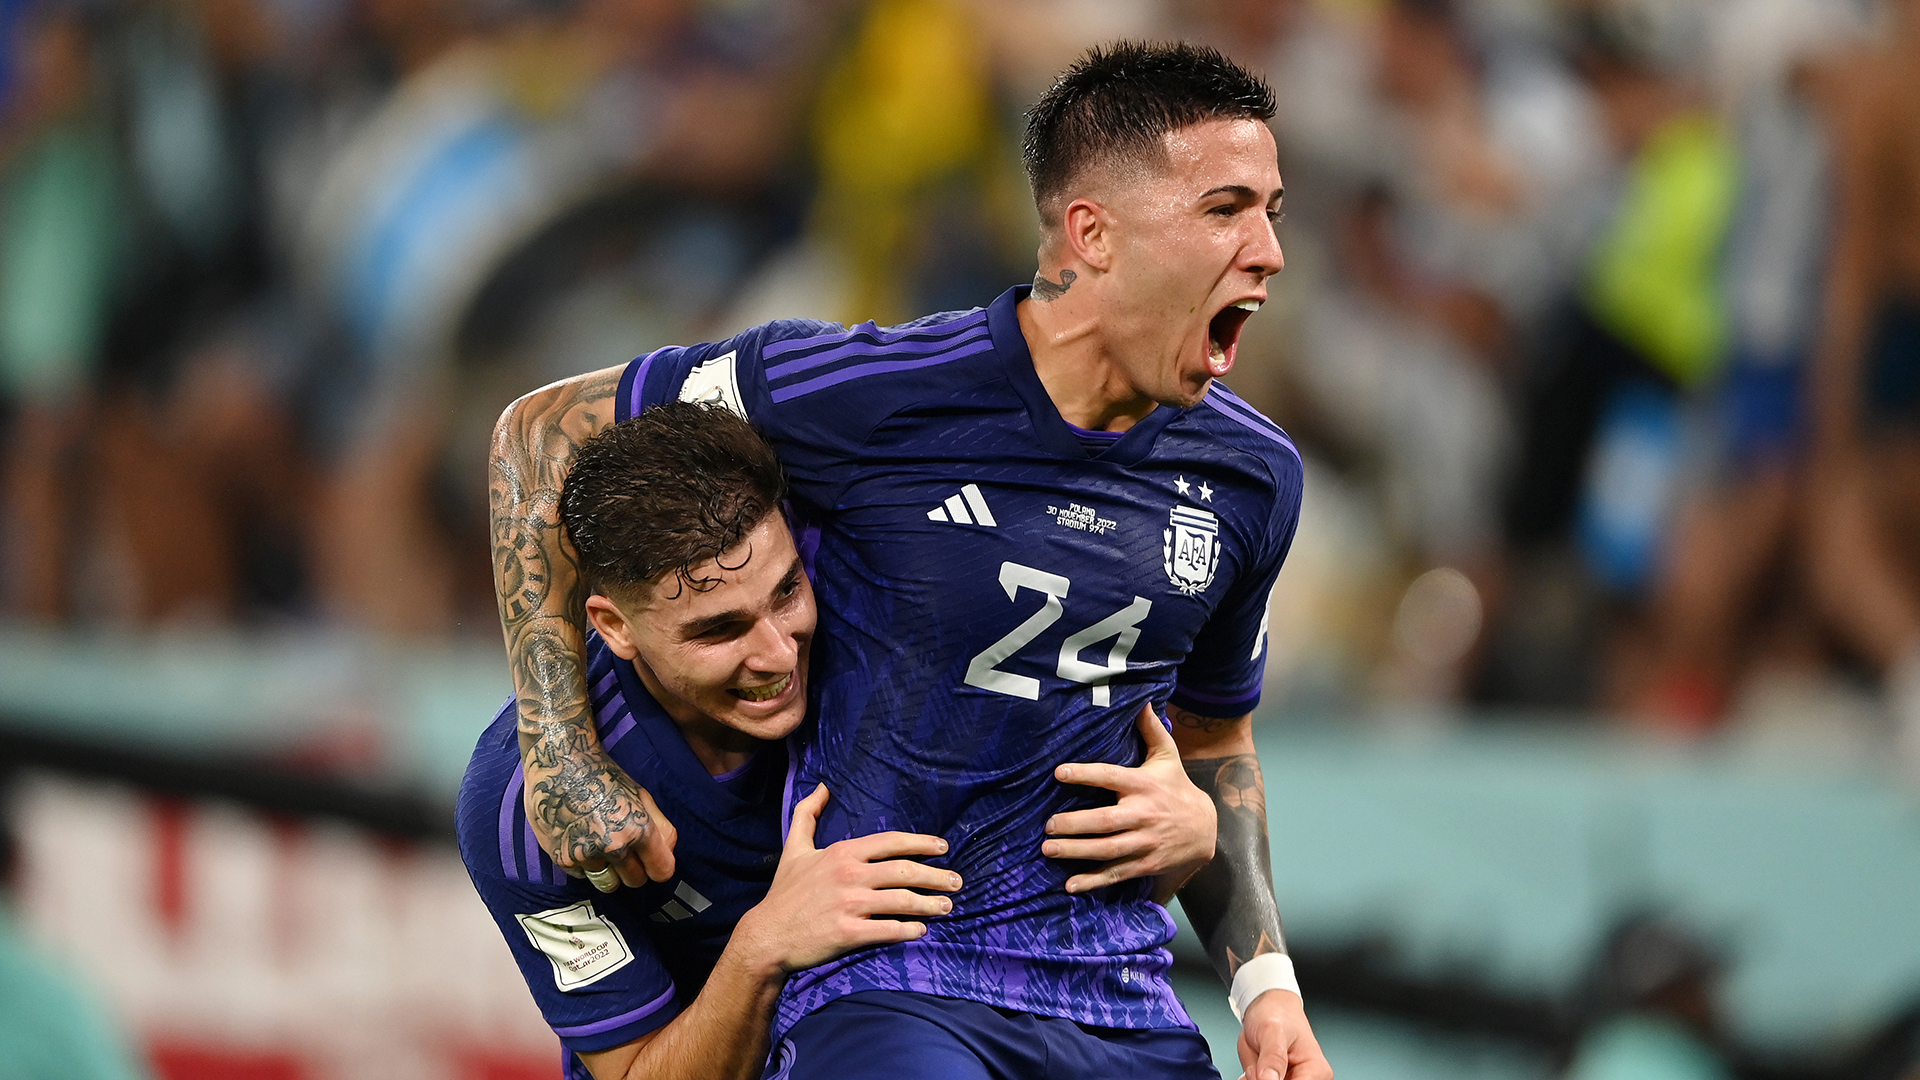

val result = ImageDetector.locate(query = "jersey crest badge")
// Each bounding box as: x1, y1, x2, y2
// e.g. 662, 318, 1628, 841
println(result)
678, 350, 746, 417
1164, 505, 1221, 595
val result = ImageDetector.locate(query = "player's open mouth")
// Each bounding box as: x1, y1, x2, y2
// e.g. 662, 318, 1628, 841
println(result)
1207, 299, 1261, 376
729, 673, 792, 703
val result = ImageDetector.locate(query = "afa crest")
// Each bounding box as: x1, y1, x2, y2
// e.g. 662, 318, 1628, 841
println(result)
1163, 505, 1221, 595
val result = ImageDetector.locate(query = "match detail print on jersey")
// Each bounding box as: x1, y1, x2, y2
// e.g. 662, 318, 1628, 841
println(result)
517, 901, 636, 990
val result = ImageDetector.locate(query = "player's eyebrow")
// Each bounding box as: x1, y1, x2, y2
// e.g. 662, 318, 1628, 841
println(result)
1199, 184, 1285, 204
676, 558, 804, 639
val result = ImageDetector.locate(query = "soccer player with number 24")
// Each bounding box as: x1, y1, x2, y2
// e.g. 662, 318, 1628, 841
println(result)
491, 41, 1331, 1080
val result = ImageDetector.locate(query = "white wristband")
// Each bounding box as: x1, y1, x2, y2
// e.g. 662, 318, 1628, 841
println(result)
1228, 953, 1300, 1021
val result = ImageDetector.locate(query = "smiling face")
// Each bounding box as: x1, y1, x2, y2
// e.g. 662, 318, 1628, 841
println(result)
1093, 118, 1285, 408
586, 513, 815, 746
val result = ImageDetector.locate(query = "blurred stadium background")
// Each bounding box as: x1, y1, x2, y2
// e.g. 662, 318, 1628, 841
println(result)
1, 0, 1918, 1076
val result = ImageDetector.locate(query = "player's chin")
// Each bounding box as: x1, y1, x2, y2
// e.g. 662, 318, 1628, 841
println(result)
1156, 370, 1214, 410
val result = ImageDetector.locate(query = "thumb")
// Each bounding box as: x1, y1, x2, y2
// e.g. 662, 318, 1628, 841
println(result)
785, 784, 829, 853
1137, 702, 1178, 759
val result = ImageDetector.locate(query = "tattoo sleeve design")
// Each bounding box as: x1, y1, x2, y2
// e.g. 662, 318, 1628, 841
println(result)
1032, 268, 1076, 301
490, 366, 653, 867
1177, 743, 1287, 984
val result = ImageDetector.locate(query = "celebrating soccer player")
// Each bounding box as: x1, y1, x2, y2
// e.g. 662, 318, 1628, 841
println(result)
464, 402, 1216, 1079
490, 41, 1331, 1080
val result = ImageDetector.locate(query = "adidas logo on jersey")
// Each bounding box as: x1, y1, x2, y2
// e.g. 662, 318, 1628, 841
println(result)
647, 881, 714, 924
926, 484, 998, 527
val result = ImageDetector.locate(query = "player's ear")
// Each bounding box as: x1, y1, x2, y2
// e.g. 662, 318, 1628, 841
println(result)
585, 593, 641, 661
1060, 197, 1113, 273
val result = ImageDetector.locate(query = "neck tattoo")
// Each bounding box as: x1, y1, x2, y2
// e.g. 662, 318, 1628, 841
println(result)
1033, 268, 1076, 302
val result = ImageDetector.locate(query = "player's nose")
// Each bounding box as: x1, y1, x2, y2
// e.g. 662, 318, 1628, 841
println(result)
743, 615, 801, 670
1243, 218, 1283, 280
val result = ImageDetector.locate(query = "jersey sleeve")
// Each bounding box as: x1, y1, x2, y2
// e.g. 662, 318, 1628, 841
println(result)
612, 317, 937, 512
465, 862, 681, 1056
1168, 452, 1304, 718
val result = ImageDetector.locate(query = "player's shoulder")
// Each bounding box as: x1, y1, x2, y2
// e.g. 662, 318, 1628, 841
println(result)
1184, 382, 1303, 492
627, 308, 998, 423
752, 306, 998, 409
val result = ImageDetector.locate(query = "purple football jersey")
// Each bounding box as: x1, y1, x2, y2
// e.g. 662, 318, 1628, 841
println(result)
617, 285, 1302, 1038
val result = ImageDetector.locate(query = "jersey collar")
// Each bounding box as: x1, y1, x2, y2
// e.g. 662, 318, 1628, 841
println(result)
987, 284, 1181, 467
608, 653, 781, 825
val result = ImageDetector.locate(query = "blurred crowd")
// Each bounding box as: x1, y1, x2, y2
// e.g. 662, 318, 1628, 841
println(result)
1, 0, 1918, 751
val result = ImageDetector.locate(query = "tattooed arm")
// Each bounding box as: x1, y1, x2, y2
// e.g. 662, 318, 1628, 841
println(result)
1170, 705, 1331, 1080
491, 365, 676, 888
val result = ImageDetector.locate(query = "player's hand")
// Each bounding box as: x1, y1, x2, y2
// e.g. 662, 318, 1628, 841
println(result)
1238, 989, 1332, 1080
732, 784, 961, 977
523, 745, 678, 891
1044, 703, 1217, 898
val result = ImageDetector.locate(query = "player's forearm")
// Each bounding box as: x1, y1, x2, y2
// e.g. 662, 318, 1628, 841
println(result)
490, 366, 635, 855
583, 943, 786, 1080
1168, 707, 1287, 986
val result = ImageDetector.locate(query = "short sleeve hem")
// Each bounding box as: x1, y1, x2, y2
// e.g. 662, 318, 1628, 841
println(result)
1169, 680, 1262, 719
554, 985, 681, 1055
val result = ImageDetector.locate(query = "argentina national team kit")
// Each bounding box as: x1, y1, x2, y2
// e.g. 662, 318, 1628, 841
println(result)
616, 285, 1304, 1066
457, 639, 787, 1080
459, 284, 1302, 1079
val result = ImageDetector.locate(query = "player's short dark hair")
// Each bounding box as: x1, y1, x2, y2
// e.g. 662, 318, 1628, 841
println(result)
560, 401, 787, 600
1022, 41, 1276, 226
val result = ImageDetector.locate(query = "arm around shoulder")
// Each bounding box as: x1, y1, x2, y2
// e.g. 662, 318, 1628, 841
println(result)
491, 364, 675, 887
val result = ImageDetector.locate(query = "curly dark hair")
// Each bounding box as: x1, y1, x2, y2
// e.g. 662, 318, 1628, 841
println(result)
1022, 41, 1276, 227
560, 401, 787, 600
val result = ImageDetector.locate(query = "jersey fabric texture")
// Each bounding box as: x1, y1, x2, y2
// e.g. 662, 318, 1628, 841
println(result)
617, 284, 1304, 1040
766, 990, 1221, 1080
456, 634, 786, 1077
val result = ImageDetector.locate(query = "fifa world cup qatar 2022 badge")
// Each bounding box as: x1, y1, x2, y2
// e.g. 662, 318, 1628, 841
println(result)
1164, 505, 1222, 595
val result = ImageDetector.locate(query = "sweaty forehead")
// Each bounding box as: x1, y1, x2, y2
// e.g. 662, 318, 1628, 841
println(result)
1157, 118, 1281, 191
645, 523, 798, 616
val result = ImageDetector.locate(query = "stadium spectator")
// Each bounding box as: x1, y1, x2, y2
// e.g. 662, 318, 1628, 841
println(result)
1800, 0, 1920, 779
1629, 0, 1858, 730
0, 6, 120, 620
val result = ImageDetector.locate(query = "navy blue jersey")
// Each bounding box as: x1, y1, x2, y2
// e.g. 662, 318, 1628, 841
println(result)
617, 285, 1304, 1038
456, 634, 787, 1075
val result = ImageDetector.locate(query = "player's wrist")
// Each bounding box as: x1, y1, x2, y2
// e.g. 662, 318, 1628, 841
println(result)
1230, 952, 1301, 1021
717, 908, 793, 985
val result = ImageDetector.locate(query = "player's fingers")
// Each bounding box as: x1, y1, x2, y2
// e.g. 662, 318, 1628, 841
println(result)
855, 888, 955, 918
1052, 760, 1142, 793
838, 918, 929, 947
636, 788, 677, 883
1136, 702, 1179, 758
1063, 858, 1153, 894
847, 859, 963, 893
1045, 804, 1142, 837
1253, 1032, 1292, 1080
1292, 1055, 1333, 1080
578, 859, 618, 892
1043, 834, 1148, 864
785, 784, 830, 854
839, 830, 950, 862
610, 848, 651, 889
